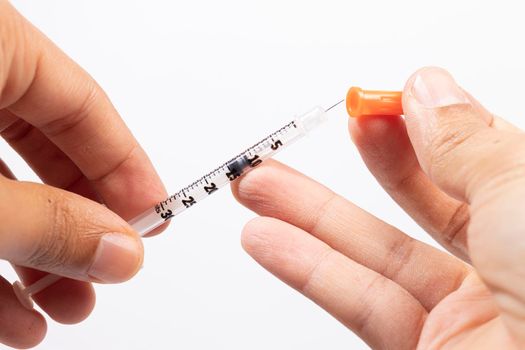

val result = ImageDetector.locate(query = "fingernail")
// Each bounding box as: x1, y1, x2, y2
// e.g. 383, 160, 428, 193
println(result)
88, 233, 143, 283
410, 68, 470, 108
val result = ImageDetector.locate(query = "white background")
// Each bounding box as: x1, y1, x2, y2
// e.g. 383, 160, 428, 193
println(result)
1, 1, 524, 349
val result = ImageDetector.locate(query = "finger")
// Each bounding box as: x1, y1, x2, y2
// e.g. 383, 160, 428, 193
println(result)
0, 177, 143, 284
402, 66, 525, 342
0, 160, 97, 323
0, 275, 46, 349
0, 108, 18, 131
242, 216, 427, 349
0, 1, 167, 227
401, 66, 523, 201
0, 157, 16, 179
348, 115, 470, 260
1, 114, 100, 200
492, 115, 523, 133
14, 266, 95, 324
232, 160, 469, 310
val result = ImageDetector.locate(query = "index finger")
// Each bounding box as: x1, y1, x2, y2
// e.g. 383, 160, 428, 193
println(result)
0, 1, 167, 224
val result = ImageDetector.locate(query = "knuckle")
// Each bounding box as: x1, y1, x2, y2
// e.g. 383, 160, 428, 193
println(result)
354, 274, 386, 334
382, 234, 416, 282
428, 119, 477, 177
0, 118, 32, 143
441, 202, 470, 249
301, 248, 336, 294
305, 191, 340, 234
39, 79, 100, 137
422, 103, 473, 152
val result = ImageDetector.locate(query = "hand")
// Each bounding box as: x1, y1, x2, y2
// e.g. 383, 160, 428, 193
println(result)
0, 2, 167, 348
232, 67, 525, 349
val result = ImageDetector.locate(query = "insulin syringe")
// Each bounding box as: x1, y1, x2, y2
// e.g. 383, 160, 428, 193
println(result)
12, 101, 344, 309
128, 102, 343, 234
13, 87, 404, 310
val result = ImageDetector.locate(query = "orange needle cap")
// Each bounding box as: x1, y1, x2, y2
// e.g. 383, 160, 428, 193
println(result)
346, 87, 403, 118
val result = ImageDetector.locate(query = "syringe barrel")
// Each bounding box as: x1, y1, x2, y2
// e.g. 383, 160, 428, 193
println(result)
128, 106, 327, 236
12, 105, 334, 309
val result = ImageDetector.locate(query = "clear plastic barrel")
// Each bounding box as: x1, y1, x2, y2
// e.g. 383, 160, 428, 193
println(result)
129, 106, 327, 235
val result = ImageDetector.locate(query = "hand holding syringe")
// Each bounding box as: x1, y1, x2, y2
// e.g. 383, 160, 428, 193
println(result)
13, 88, 403, 309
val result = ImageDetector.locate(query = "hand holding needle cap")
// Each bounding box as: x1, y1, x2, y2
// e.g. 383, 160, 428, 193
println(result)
12, 87, 404, 310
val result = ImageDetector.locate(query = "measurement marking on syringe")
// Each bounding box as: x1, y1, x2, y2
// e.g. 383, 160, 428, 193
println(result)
17, 103, 347, 304
147, 106, 330, 226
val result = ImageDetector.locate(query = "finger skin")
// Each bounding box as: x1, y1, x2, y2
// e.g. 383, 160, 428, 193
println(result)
0, 156, 97, 324
347, 90, 525, 262
0, 276, 46, 349
14, 266, 96, 324
0, 177, 143, 283
402, 67, 525, 342
0, 0, 166, 336
0, 1, 166, 345
348, 115, 469, 260
1, 116, 100, 200
417, 273, 501, 349
242, 216, 427, 350
402, 67, 512, 201
0, 157, 16, 179
232, 160, 469, 311
0, 0, 168, 228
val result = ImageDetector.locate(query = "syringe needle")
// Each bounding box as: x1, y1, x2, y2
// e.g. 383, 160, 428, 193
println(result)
325, 99, 344, 112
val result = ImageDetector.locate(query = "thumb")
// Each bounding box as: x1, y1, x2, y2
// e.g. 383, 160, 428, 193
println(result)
402, 66, 525, 202
403, 67, 525, 342
0, 177, 143, 283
